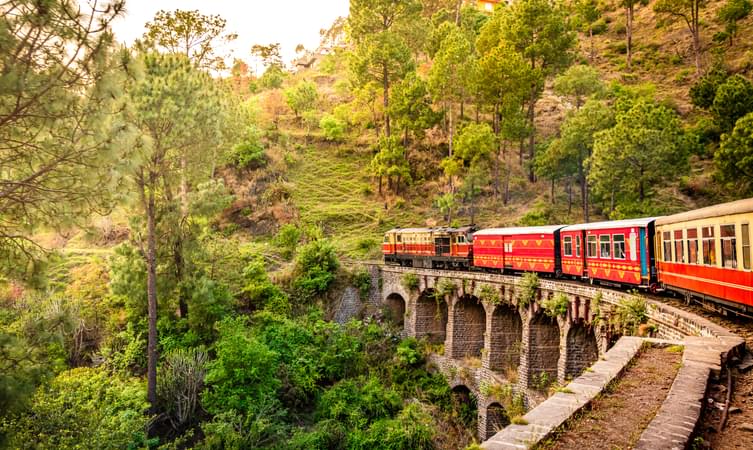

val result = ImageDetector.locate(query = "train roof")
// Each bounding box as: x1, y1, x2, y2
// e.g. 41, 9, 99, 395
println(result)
655, 198, 753, 226
385, 226, 475, 234
473, 225, 565, 236
561, 217, 658, 231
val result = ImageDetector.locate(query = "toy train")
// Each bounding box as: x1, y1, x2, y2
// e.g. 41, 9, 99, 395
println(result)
382, 198, 753, 316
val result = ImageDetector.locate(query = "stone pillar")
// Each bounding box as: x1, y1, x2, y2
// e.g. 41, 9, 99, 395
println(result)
520, 307, 562, 390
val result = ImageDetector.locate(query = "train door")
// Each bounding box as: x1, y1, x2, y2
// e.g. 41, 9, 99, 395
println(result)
639, 228, 648, 278
435, 235, 450, 256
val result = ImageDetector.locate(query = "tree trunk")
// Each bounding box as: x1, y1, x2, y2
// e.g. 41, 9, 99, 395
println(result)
378, 175, 383, 196
692, 25, 701, 73
626, 5, 633, 71
460, 100, 464, 119
578, 163, 589, 223
383, 64, 391, 137
589, 26, 595, 63
504, 144, 511, 206
527, 87, 537, 182
177, 156, 188, 318
551, 178, 555, 203
567, 179, 572, 215
143, 177, 159, 410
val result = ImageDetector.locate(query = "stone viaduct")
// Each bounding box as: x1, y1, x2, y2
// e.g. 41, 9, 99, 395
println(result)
372, 265, 667, 442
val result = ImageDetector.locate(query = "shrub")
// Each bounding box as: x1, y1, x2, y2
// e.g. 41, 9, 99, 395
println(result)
186, 277, 235, 341
241, 257, 290, 314
273, 224, 302, 259
316, 377, 402, 428
433, 278, 456, 300
542, 292, 569, 317
157, 347, 208, 430
320, 114, 345, 142
477, 284, 501, 305
292, 240, 339, 302
612, 293, 649, 335
1, 368, 152, 449
401, 273, 419, 291
352, 268, 372, 299
202, 317, 281, 416
518, 272, 539, 308
231, 125, 266, 169
349, 402, 435, 450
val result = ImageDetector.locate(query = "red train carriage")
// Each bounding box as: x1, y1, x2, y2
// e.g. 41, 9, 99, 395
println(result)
655, 199, 753, 313
472, 225, 564, 274
383, 226, 474, 269
562, 218, 657, 288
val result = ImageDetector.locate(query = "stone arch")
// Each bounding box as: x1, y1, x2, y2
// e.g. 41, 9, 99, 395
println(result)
449, 294, 486, 359
451, 384, 478, 428
483, 402, 510, 440
527, 311, 561, 389
486, 303, 523, 373
384, 293, 406, 328
565, 320, 599, 379
415, 289, 448, 344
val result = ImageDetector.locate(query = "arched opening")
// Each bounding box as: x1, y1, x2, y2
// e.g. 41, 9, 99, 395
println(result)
484, 402, 510, 439
527, 312, 561, 390
451, 385, 478, 429
384, 293, 406, 328
486, 303, 522, 373
415, 289, 448, 344
565, 320, 599, 379
450, 295, 486, 359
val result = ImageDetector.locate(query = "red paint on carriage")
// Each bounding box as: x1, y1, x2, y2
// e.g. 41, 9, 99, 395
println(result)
473, 226, 563, 274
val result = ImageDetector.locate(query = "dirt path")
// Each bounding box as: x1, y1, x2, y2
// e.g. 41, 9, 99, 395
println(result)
541, 346, 681, 450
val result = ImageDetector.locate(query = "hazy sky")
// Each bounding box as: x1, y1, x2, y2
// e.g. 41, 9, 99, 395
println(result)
106, 0, 349, 71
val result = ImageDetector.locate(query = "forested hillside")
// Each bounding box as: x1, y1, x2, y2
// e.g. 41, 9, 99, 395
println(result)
1, 0, 752, 449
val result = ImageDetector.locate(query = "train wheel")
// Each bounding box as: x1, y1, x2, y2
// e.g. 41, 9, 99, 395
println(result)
649, 283, 658, 295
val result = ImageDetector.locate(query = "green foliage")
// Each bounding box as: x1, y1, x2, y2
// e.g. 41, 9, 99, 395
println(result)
612, 293, 649, 335
554, 65, 605, 108
590, 95, 691, 215
157, 347, 208, 430
185, 277, 235, 341
370, 136, 412, 195
241, 257, 290, 314
711, 74, 753, 132
347, 402, 436, 450
352, 268, 372, 299
259, 64, 286, 90
316, 376, 402, 428
434, 192, 458, 224
401, 273, 420, 291
455, 123, 497, 164
202, 317, 281, 416
717, 0, 752, 44
2, 368, 151, 450
320, 114, 346, 141
292, 240, 340, 302
285, 80, 319, 118
389, 71, 440, 140
717, 111, 753, 192
518, 272, 539, 308
273, 224, 303, 259
433, 278, 457, 299
689, 66, 728, 110
519, 200, 557, 226
542, 293, 569, 317
477, 284, 501, 305
231, 125, 266, 169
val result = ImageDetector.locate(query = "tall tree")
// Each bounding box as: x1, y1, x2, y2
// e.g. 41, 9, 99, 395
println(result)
717, 111, 753, 194
717, 0, 752, 46
497, 0, 575, 181
428, 24, 473, 165
475, 42, 533, 199
654, 0, 707, 72
120, 52, 228, 408
388, 71, 439, 148
575, 0, 602, 62
349, 0, 422, 137
553, 64, 605, 110
622, 0, 649, 71
541, 99, 614, 221
143, 9, 237, 71
591, 97, 689, 216
0, 0, 125, 279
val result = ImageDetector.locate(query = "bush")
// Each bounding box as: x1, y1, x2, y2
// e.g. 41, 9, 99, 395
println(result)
157, 347, 208, 430
1, 368, 152, 449
612, 293, 648, 335
241, 257, 290, 314
316, 376, 402, 427
352, 268, 372, 299
273, 224, 302, 259
292, 240, 339, 302
401, 273, 419, 291
231, 125, 266, 169
518, 272, 539, 308
320, 114, 345, 141
185, 276, 235, 341
542, 292, 569, 317
202, 317, 281, 416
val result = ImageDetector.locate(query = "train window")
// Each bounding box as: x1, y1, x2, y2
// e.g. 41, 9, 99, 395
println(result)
576, 236, 581, 257
587, 235, 597, 257
613, 234, 626, 259
662, 232, 672, 262
743, 224, 751, 270
397, 235, 402, 243
702, 226, 716, 266
687, 228, 699, 264
600, 235, 611, 258
563, 236, 573, 256
673, 230, 684, 263
721, 225, 737, 269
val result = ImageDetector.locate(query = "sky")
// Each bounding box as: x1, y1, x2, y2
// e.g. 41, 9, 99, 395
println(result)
104, 0, 349, 73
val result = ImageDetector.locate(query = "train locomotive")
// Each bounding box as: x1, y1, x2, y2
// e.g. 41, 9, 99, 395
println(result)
383, 198, 753, 316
